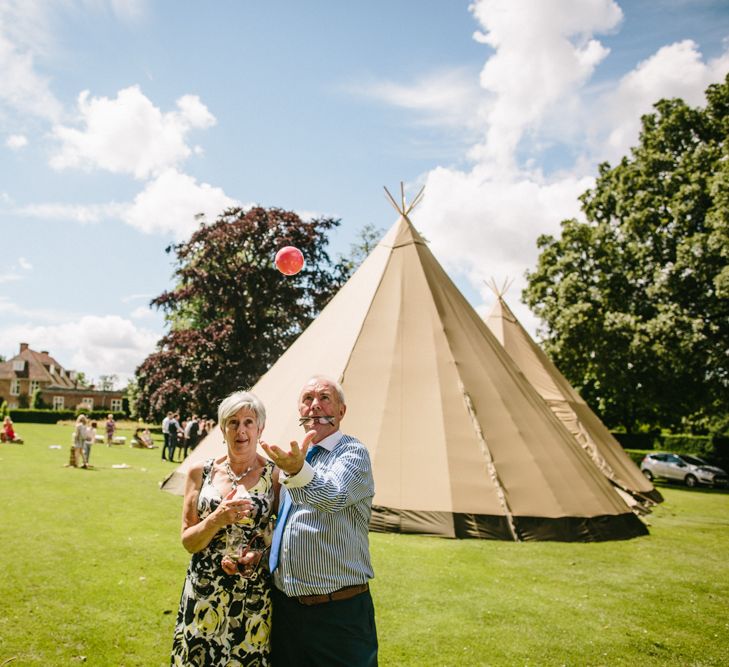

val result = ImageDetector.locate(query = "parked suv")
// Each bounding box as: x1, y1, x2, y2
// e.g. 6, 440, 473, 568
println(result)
640, 452, 728, 488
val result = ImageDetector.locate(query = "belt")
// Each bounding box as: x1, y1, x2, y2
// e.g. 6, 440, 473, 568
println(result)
294, 583, 369, 606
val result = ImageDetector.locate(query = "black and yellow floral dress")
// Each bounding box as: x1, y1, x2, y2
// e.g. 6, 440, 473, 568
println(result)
171, 459, 275, 666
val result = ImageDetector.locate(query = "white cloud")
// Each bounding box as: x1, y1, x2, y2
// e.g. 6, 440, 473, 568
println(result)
467, 0, 623, 171
121, 293, 154, 304
121, 168, 238, 238
50, 86, 216, 179
0, 32, 63, 122
106, 0, 147, 22
353, 67, 488, 130
6, 134, 28, 149
0, 295, 75, 323
0, 256, 34, 283
0, 272, 22, 284
593, 39, 729, 163
14, 168, 237, 238
0, 314, 160, 384
16, 201, 125, 224
130, 305, 157, 320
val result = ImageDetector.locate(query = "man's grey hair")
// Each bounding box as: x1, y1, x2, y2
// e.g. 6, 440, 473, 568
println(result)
218, 390, 266, 430
301, 375, 346, 405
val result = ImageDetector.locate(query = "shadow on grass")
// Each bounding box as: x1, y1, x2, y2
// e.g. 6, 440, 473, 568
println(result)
652, 480, 729, 495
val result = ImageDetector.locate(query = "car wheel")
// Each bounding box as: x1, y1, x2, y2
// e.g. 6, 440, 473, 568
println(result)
685, 474, 698, 488
642, 469, 654, 481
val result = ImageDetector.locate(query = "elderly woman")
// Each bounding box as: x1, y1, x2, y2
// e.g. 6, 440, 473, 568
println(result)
67, 414, 87, 466
171, 391, 280, 666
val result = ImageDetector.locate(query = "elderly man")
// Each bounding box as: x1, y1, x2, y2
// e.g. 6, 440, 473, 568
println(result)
262, 375, 378, 667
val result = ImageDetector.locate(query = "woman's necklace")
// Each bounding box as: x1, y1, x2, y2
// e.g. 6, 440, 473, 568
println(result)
224, 458, 253, 486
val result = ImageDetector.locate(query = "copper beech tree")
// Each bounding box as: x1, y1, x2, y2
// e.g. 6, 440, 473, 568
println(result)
134, 206, 349, 421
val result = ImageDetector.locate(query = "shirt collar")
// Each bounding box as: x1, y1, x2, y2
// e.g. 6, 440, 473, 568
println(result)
314, 430, 342, 453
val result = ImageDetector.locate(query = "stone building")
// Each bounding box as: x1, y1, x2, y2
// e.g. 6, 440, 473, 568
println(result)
0, 342, 125, 411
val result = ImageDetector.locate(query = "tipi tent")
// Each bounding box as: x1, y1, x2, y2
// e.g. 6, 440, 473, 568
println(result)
484, 292, 663, 506
163, 191, 647, 542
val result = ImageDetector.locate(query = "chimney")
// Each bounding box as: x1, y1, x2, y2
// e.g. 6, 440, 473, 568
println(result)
20, 343, 29, 352
41, 350, 49, 355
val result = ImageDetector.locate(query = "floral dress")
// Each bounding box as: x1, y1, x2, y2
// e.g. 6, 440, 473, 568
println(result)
171, 459, 276, 666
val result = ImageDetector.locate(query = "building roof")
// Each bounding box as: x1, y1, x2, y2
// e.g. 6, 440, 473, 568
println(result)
0, 342, 77, 388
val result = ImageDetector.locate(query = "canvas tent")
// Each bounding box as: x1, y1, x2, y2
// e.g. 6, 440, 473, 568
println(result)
484, 293, 663, 506
163, 195, 647, 542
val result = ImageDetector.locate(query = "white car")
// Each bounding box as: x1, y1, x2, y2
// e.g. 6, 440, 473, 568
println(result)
640, 452, 728, 488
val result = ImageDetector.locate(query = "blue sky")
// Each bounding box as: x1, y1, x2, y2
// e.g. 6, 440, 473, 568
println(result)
1, 0, 728, 386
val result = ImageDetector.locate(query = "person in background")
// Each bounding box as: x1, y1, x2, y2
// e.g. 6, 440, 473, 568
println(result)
183, 414, 200, 459
82, 420, 97, 468
132, 427, 156, 448
197, 416, 209, 444
69, 414, 87, 467
162, 411, 173, 460
1, 416, 23, 444
171, 390, 280, 666
105, 414, 116, 446
262, 375, 378, 667
168, 412, 182, 462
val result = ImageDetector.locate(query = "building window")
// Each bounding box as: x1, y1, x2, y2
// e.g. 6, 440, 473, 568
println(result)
29, 380, 40, 393
9, 402, 18, 409
81, 397, 94, 409
10, 379, 21, 396
110, 398, 123, 412
12, 360, 25, 372
53, 396, 65, 410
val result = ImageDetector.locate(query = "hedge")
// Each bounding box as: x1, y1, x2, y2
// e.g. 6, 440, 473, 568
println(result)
8, 409, 128, 424
612, 432, 729, 467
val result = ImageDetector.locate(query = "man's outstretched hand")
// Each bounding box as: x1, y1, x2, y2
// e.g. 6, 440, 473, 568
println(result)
261, 429, 317, 475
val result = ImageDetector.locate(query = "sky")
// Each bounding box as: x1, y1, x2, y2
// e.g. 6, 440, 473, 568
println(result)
1, 0, 728, 387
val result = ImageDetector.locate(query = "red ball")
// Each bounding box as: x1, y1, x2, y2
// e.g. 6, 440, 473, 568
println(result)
275, 246, 305, 276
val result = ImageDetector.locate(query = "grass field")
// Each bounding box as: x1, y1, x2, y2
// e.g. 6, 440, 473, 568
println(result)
1, 422, 728, 666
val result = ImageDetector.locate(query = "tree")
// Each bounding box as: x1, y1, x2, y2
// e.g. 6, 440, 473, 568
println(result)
524, 75, 729, 433
30, 388, 46, 409
135, 206, 350, 421
339, 223, 386, 274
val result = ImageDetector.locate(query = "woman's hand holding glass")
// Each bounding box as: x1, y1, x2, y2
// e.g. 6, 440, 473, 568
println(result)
210, 487, 253, 529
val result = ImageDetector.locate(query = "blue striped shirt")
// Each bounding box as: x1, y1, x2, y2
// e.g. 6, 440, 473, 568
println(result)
273, 431, 375, 597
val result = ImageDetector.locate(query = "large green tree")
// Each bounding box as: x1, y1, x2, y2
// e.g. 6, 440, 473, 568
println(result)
135, 206, 349, 421
524, 75, 729, 433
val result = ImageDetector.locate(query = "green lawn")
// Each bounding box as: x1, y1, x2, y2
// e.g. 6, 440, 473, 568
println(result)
1, 423, 728, 666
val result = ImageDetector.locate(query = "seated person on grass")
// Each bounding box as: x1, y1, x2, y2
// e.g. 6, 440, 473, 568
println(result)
1, 416, 23, 444
132, 427, 157, 448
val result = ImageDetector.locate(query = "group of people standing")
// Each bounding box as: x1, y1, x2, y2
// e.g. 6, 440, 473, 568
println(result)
171, 374, 378, 667
67, 413, 119, 468
69, 414, 97, 468
162, 413, 212, 463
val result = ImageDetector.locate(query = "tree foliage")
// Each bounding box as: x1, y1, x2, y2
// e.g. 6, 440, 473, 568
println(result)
134, 206, 349, 421
524, 75, 729, 433
339, 223, 386, 274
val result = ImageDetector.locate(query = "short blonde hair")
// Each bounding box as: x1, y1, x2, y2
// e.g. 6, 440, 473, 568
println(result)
217, 390, 266, 430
